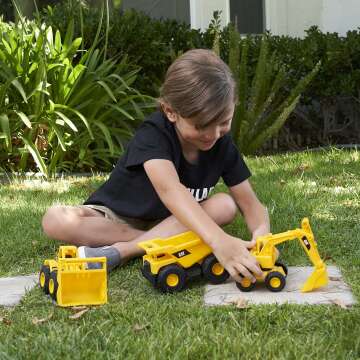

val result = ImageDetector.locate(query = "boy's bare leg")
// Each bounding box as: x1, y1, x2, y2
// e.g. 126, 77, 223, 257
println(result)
42, 205, 144, 247
111, 193, 238, 263
42, 192, 237, 261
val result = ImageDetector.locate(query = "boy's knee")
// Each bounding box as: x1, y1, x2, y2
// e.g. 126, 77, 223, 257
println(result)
42, 205, 78, 239
203, 193, 237, 225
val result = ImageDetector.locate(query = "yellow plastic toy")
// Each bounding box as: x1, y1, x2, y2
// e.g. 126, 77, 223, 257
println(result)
138, 231, 229, 293
39, 246, 107, 307
138, 218, 328, 293
236, 217, 328, 292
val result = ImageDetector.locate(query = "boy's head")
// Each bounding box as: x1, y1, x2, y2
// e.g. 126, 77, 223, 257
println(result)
159, 49, 237, 151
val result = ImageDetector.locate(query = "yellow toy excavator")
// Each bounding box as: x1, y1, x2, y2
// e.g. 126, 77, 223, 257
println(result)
236, 217, 329, 292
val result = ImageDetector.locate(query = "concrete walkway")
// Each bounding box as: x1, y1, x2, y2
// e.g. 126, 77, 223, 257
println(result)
0, 274, 38, 306
204, 266, 357, 307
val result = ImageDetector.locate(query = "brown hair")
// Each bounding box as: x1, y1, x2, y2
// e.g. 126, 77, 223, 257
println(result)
159, 49, 237, 128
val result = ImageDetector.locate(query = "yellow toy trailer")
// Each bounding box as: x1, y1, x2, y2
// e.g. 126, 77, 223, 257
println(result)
39, 246, 107, 307
138, 231, 229, 293
236, 217, 329, 292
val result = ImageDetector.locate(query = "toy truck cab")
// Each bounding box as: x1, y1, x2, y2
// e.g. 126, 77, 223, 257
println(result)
138, 231, 229, 292
39, 246, 107, 307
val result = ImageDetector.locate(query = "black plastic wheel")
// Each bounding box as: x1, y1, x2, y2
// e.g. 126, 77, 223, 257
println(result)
265, 271, 286, 292
39, 265, 50, 294
275, 261, 288, 276
202, 254, 229, 284
157, 264, 187, 293
236, 277, 257, 292
48, 270, 58, 301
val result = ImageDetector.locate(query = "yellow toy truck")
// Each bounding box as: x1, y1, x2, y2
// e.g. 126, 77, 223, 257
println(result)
39, 246, 107, 307
138, 218, 328, 293
236, 217, 328, 292
138, 231, 229, 293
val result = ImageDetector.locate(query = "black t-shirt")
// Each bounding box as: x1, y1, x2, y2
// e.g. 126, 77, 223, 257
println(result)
84, 111, 251, 221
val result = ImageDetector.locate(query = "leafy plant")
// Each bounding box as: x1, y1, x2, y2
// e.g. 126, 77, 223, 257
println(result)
228, 26, 320, 154
0, 15, 153, 177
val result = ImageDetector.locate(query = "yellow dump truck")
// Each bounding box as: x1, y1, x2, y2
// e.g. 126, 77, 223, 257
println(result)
39, 246, 107, 307
138, 231, 229, 292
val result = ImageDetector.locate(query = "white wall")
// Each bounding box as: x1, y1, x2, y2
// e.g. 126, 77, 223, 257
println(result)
189, 0, 229, 31
321, 0, 360, 36
266, 0, 360, 38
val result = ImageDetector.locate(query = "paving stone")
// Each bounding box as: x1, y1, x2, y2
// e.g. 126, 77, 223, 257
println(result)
0, 274, 38, 306
204, 266, 357, 307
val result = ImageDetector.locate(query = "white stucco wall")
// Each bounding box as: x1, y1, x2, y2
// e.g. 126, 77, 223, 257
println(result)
321, 0, 360, 35
189, 0, 229, 31
266, 0, 360, 38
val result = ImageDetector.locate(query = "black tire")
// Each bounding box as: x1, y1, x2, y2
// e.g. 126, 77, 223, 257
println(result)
265, 271, 286, 292
157, 264, 187, 293
236, 277, 256, 292
39, 265, 50, 294
48, 270, 58, 301
275, 261, 288, 276
202, 254, 229, 284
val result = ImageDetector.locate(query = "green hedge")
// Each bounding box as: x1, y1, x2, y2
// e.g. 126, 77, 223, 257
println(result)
41, 4, 360, 149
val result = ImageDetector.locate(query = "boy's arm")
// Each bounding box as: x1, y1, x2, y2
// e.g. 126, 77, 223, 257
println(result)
229, 180, 270, 241
144, 159, 262, 283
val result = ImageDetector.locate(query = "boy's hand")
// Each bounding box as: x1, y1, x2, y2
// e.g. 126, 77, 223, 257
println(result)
211, 233, 263, 283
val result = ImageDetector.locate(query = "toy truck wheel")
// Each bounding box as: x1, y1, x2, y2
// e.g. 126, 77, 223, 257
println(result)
202, 254, 229, 284
39, 265, 50, 294
265, 271, 286, 292
275, 262, 288, 276
236, 277, 256, 292
48, 270, 58, 301
157, 264, 186, 293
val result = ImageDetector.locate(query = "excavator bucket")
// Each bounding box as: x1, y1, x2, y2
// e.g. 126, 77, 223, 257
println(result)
301, 265, 329, 292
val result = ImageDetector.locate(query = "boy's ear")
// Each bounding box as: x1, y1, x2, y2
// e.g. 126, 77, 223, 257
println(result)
161, 102, 178, 123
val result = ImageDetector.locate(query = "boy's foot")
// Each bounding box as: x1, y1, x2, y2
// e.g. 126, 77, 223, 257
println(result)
78, 246, 122, 272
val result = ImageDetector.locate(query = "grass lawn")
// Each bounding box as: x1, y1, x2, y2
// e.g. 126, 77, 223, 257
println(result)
0, 149, 359, 359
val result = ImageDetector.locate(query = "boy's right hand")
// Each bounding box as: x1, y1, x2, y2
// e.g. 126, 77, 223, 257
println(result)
210, 233, 262, 283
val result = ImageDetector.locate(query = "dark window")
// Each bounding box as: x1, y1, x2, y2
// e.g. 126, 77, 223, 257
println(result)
122, 0, 190, 25
230, 0, 264, 34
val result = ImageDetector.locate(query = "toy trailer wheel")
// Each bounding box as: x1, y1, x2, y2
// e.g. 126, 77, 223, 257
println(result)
157, 264, 186, 293
265, 271, 286, 292
39, 265, 50, 294
48, 270, 59, 301
202, 254, 229, 284
275, 261, 288, 276
236, 277, 256, 292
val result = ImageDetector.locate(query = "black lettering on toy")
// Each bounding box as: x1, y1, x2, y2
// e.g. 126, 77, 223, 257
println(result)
302, 236, 311, 250
173, 250, 190, 258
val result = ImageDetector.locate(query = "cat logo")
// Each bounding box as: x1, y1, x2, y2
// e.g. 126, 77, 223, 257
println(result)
302, 236, 311, 250
173, 249, 190, 258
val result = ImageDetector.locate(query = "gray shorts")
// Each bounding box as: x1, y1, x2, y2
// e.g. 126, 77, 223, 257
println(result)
81, 204, 162, 231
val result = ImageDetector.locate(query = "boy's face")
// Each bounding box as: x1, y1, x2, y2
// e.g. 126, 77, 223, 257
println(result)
164, 104, 235, 152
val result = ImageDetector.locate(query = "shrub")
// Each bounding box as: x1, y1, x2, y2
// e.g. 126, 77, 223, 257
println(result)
0, 17, 153, 177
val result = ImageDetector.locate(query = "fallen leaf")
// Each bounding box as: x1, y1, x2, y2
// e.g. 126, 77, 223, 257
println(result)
296, 163, 310, 172
331, 299, 349, 309
329, 276, 341, 281
133, 323, 149, 332
280, 179, 286, 186
70, 306, 88, 312
32, 312, 53, 325
229, 298, 249, 309
69, 308, 89, 320
1, 317, 12, 325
